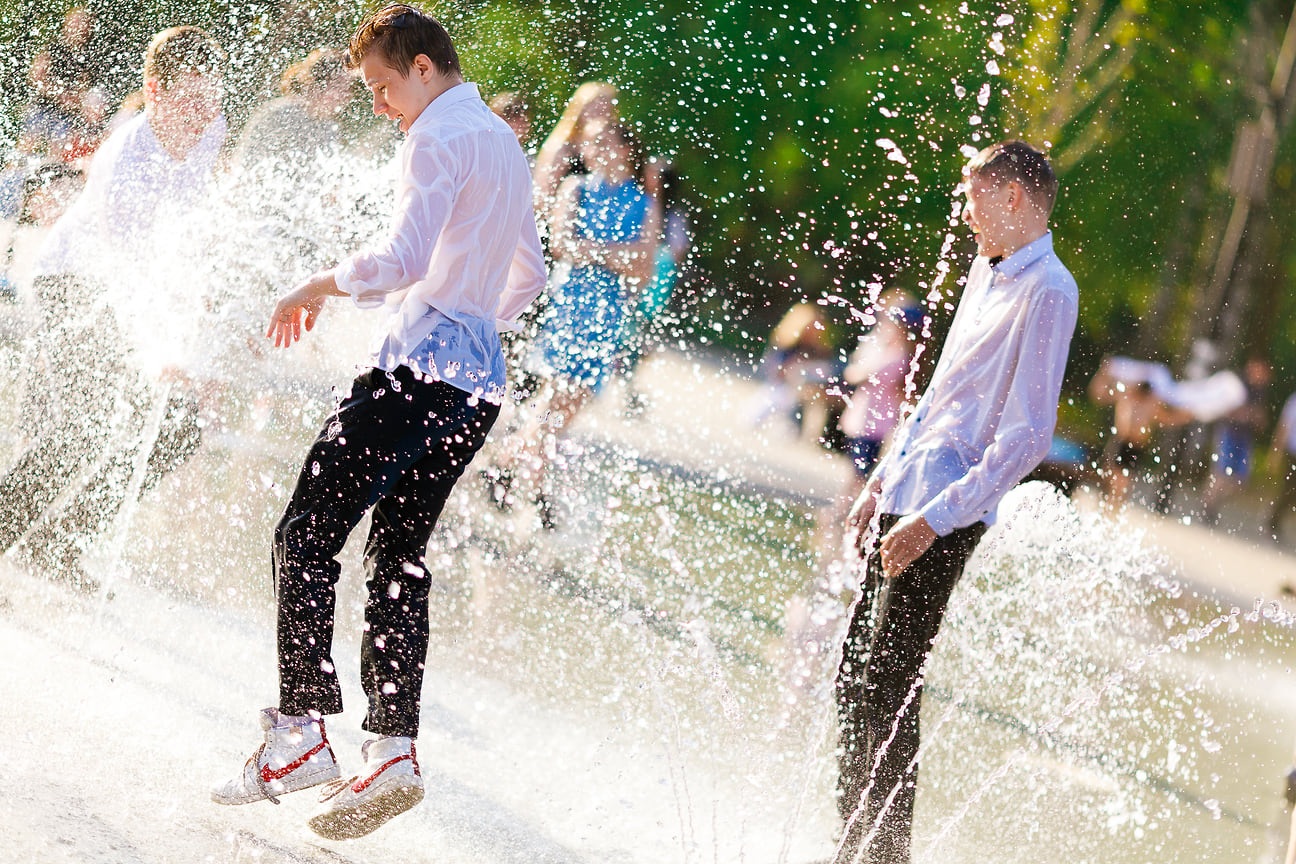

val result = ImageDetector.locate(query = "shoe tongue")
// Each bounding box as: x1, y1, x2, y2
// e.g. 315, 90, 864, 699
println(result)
364, 736, 411, 765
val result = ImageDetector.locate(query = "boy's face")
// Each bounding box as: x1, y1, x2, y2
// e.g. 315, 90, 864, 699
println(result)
959, 172, 1017, 259
359, 53, 436, 134
147, 71, 222, 152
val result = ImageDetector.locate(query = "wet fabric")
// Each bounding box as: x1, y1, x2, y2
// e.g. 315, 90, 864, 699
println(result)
273, 366, 499, 737
332, 82, 545, 403
534, 175, 651, 393
873, 232, 1078, 535
835, 514, 986, 864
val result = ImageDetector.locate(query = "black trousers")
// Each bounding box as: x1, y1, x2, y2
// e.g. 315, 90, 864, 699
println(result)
834, 513, 986, 864
274, 366, 499, 738
0, 275, 200, 559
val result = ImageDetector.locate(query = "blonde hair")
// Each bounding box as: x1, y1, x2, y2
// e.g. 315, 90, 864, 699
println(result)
539, 81, 618, 160
771, 303, 827, 351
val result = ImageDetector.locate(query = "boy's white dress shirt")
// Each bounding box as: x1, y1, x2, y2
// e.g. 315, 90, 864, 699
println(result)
34, 110, 227, 373
333, 82, 546, 403
874, 231, 1078, 535
36, 111, 226, 281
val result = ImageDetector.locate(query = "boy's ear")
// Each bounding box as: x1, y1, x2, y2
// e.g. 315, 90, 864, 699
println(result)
143, 78, 159, 106
412, 53, 435, 80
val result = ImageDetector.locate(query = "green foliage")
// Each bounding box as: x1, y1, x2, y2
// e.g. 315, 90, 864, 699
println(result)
0, 0, 1290, 428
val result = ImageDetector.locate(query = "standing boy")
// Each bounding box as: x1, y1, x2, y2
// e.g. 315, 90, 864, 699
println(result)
834, 141, 1078, 864
211, 4, 546, 841
0, 26, 225, 587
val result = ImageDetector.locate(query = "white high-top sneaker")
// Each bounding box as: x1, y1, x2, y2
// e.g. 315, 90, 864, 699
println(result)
211, 708, 341, 805
307, 736, 425, 840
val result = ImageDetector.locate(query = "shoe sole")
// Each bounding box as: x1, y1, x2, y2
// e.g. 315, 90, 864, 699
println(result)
307, 779, 424, 840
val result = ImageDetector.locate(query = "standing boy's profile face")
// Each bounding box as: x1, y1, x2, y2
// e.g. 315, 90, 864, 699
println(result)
359, 52, 437, 134
959, 172, 1017, 260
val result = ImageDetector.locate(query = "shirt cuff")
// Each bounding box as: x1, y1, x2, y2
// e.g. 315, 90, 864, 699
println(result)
333, 259, 358, 296
920, 498, 957, 537
332, 259, 382, 309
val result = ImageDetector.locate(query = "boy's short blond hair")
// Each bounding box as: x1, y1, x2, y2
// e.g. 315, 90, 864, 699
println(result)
143, 26, 224, 91
965, 140, 1058, 215
346, 4, 459, 77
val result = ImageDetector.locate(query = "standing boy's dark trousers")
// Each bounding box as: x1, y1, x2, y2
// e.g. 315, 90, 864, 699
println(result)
834, 513, 986, 864
273, 365, 500, 738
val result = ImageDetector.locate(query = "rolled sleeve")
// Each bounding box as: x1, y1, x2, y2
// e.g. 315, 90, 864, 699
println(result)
336, 140, 456, 308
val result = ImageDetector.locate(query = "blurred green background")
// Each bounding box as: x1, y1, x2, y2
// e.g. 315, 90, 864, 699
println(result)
4, 0, 1294, 448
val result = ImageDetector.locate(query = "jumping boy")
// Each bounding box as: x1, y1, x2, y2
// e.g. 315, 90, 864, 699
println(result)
0, 26, 225, 587
211, 4, 545, 840
834, 141, 1078, 864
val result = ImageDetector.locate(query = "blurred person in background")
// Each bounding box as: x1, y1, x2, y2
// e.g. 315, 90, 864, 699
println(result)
489, 90, 534, 163
0, 26, 227, 590
1089, 359, 1192, 509
232, 47, 354, 176
747, 301, 840, 442
828, 291, 922, 526
0, 161, 86, 305
1201, 357, 1270, 526
1267, 389, 1296, 541
19, 6, 109, 163
532, 81, 618, 222
499, 119, 660, 526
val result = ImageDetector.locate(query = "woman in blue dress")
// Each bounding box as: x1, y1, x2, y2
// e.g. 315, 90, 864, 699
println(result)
500, 120, 659, 523
533, 119, 660, 418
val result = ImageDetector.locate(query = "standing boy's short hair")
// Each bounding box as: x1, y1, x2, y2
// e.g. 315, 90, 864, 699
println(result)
346, 4, 460, 77
143, 26, 225, 90
964, 140, 1058, 215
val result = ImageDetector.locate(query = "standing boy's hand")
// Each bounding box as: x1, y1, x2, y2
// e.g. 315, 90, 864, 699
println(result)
879, 514, 937, 578
267, 270, 344, 347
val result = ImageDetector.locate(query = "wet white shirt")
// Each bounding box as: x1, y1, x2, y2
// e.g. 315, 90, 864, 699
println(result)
333, 82, 546, 403
874, 231, 1078, 535
34, 110, 227, 373
35, 111, 226, 281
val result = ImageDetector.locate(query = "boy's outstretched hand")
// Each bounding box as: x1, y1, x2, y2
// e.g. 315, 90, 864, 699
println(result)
267, 270, 345, 347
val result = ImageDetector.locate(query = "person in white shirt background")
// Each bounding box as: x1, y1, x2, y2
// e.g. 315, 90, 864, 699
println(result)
0, 25, 226, 590
211, 4, 546, 841
833, 140, 1079, 864
1267, 390, 1296, 541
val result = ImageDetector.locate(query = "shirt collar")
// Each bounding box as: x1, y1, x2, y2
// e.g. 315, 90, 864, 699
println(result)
989, 231, 1053, 280
408, 81, 480, 133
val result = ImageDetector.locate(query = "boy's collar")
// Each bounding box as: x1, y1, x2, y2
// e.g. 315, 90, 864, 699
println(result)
988, 231, 1052, 279
408, 81, 479, 133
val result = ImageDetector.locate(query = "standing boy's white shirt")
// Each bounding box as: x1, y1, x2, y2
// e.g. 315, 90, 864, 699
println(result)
332, 82, 546, 403
874, 231, 1078, 535
33, 110, 227, 373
